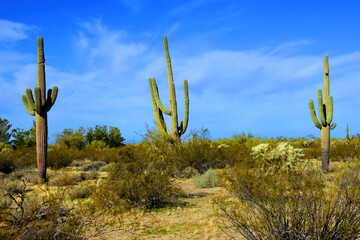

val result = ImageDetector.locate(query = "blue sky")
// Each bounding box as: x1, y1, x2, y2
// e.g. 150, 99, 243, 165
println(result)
1, 0, 360, 143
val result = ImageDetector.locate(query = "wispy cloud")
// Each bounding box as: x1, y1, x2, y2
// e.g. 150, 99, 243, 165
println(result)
76, 19, 147, 73
0, 19, 33, 42
269, 40, 314, 56
3, 20, 360, 141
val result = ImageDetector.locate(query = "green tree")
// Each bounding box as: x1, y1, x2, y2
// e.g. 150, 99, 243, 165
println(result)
11, 121, 36, 148
108, 126, 125, 148
85, 127, 95, 144
93, 125, 108, 142
0, 118, 12, 144
85, 125, 125, 148
55, 127, 86, 149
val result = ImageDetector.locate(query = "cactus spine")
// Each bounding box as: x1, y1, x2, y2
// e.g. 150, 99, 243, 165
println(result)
21, 37, 58, 182
149, 35, 189, 139
308, 55, 336, 172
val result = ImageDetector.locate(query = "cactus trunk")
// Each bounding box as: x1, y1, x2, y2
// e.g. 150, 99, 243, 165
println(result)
149, 35, 189, 140
36, 113, 47, 181
36, 42, 47, 181
320, 125, 330, 172
308, 55, 336, 173
21, 37, 58, 183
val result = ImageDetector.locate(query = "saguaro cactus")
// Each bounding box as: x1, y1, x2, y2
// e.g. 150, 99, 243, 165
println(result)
149, 35, 189, 139
308, 55, 336, 172
22, 37, 58, 182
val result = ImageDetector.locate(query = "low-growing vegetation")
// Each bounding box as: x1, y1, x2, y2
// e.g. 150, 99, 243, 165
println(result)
1, 119, 360, 239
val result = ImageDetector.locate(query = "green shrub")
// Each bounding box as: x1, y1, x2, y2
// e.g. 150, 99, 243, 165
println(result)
0, 147, 36, 174
93, 144, 185, 210
0, 148, 16, 174
194, 168, 218, 188
79, 170, 99, 181
215, 155, 360, 239
48, 145, 82, 169
49, 172, 81, 186
176, 166, 198, 178
8, 169, 39, 184
81, 161, 106, 171
331, 139, 360, 161
171, 139, 216, 174
69, 183, 96, 200
302, 138, 321, 160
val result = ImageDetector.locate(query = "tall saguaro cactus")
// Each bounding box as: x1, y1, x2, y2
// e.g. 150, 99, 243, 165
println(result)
22, 37, 58, 182
149, 35, 189, 140
308, 55, 336, 172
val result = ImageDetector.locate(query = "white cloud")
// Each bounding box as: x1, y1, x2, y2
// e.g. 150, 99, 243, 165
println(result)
0, 19, 32, 42
76, 20, 147, 73
3, 21, 360, 141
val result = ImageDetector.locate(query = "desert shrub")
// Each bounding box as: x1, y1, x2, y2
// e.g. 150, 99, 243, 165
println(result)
81, 147, 124, 163
0, 176, 123, 239
172, 139, 217, 174
69, 159, 90, 168
301, 138, 321, 160
69, 183, 96, 200
176, 166, 198, 178
48, 144, 82, 169
8, 169, 39, 184
212, 140, 253, 168
0, 147, 36, 174
141, 126, 179, 155
81, 160, 106, 171
79, 170, 99, 181
215, 145, 360, 240
49, 172, 81, 186
194, 168, 218, 188
93, 144, 185, 210
331, 139, 359, 162
0, 148, 16, 174
99, 162, 114, 171
0, 142, 11, 151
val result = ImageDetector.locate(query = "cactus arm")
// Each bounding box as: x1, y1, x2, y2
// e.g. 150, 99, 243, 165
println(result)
309, 99, 322, 129
150, 78, 171, 115
326, 96, 333, 124
22, 94, 35, 116
164, 36, 174, 86
180, 79, 189, 135
45, 86, 58, 111
50, 86, 58, 106
317, 89, 326, 126
330, 123, 336, 130
149, 78, 169, 134
170, 82, 178, 133
25, 88, 36, 110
